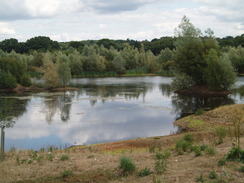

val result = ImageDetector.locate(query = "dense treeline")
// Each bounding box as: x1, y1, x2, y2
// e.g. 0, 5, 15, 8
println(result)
0, 16, 244, 90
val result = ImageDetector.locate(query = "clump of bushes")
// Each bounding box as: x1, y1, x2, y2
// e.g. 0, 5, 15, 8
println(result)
175, 133, 194, 155
154, 150, 171, 174
119, 156, 136, 176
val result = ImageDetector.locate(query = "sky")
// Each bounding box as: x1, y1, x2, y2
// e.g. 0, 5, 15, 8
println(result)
0, 0, 243, 42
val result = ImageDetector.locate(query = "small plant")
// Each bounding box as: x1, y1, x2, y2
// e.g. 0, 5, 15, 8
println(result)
200, 144, 208, 151
183, 133, 194, 144
138, 168, 151, 177
205, 146, 216, 156
194, 146, 202, 157
61, 169, 73, 178
214, 126, 227, 144
217, 159, 226, 167
87, 155, 95, 159
226, 147, 244, 162
16, 156, 20, 165
149, 145, 156, 153
31, 151, 38, 160
196, 174, 204, 182
209, 171, 217, 179
239, 166, 244, 173
154, 151, 170, 174
46, 153, 55, 161
119, 156, 136, 176
60, 155, 69, 161
195, 108, 204, 115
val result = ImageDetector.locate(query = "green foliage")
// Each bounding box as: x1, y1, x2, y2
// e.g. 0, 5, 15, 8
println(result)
204, 146, 216, 156
87, 155, 95, 159
57, 54, 71, 87
154, 151, 170, 174
0, 69, 17, 89
60, 155, 69, 161
46, 153, 55, 161
194, 146, 202, 157
0, 57, 31, 87
204, 49, 236, 91
217, 159, 226, 167
172, 74, 195, 90
195, 108, 205, 115
119, 156, 136, 176
214, 126, 227, 144
60, 169, 73, 178
225, 147, 244, 162
196, 174, 204, 182
209, 171, 217, 179
239, 166, 244, 173
175, 134, 194, 155
138, 168, 151, 177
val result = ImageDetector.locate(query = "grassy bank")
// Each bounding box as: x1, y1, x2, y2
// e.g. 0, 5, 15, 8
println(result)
0, 104, 243, 183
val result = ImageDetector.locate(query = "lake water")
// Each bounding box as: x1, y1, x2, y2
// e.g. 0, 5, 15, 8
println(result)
1, 76, 244, 151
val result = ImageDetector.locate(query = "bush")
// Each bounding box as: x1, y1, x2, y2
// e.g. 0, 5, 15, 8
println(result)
217, 159, 226, 167
172, 73, 195, 90
209, 171, 217, 179
205, 146, 216, 156
0, 69, 17, 89
194, 146, 202, 157
239, 166, 244, 173
61, 169, 73, 178
154, 151, 170, 174
60, 155, 69, 161
226, 147, 244, 162
138, 168, 151, 177
119, 157, 136, 176
214, 126, 227, 144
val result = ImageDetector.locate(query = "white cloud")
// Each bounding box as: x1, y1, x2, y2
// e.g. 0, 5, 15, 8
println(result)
0, 22, 15, 34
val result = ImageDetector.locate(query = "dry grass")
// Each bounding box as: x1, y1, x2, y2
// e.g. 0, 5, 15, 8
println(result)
0, 104, 244, 183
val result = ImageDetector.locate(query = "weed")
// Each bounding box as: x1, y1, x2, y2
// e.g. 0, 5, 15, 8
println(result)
87, 155, 95, 159
209, 171, 217, 179
149, 145, 156, 153
28, 159, 33, 164
154, 151, 170, 174
37, 156, 44, 162
119, 156, 136, 176
60, 169, 73, 178
214, 126, 227, 144
16, 156, 20, 165
183, 133, 194, 144
46, 153, 55, 161
60, 155, 69, 161
138, 168, 151, 177
196, 174, 204, 182
239, 166, 244, 173
31, 151, 38, 160
188, 119, 206, 130
194, 146, 202, 157
217, 159, 226, 167
205, 146, 216, 156
225, 147, 244, 162
195, 108, 205, 115
200, 144, 208, 151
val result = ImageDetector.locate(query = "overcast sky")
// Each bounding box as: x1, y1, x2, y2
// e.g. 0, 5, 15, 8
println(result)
0, 0, 243, 42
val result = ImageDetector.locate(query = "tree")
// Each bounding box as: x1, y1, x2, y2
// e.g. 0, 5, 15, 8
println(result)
0, 38, 19, 53
0, 69, 17, 89
42, 54, 60, 87
204, 49, 236, 91
57, 54, 71, 87
26, 36, 60, 52
113, 54, 126, 74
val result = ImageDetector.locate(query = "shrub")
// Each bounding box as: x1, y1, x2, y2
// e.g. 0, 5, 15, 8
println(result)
60, 155, 69, 161
183, 133, 194, 144
194, 146, 202, 157
61, 169, 73, 178
154, 151, 170, 174
239, 166, 244, 173
226, 147, 244, 162
46, 153, 55, 161
217, 159, 226, 167
214, 126, 227, 144
205, 146, 216, 156
138, 168, 151, 177
172, 74, 195, 91
119, 157, 136, 176
209, 171, 217, 179
200, 144, 208, 151
0, 69, 17, 89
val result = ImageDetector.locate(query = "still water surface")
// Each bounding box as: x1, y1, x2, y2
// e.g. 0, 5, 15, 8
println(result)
1, 76, 243, 150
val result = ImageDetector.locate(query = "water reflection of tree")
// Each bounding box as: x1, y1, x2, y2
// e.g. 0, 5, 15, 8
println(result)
78, 84, 149, 107
44, 93, 73, 123
172, 94, 235, 119
0, 96, 29, 161
160, 83, 173, 97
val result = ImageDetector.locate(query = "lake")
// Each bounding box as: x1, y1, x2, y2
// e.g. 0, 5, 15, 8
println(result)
1, 76, 244, 151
